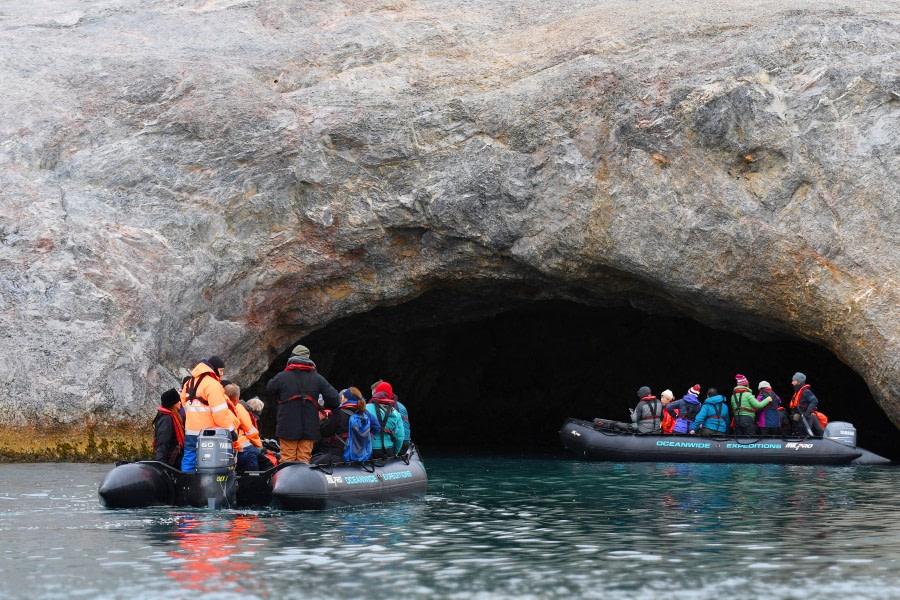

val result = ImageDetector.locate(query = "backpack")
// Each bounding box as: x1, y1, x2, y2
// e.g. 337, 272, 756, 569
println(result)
343, 413, 373, 462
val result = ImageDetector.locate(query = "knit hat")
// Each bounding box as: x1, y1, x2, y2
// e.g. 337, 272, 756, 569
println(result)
207, 355, 225, 371
637, 386, 651, 398
758, 380, 771, 390
291, 344, 310, 358
339, 388, 359, 409
160, 389, 180, 408
661, 389, 674, 401
374, 381, 393, 397
735, 373, 749, 387
688, 384, 701, 396
792, 372, 807, 385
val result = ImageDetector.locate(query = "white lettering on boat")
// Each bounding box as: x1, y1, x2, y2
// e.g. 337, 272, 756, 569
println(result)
784, 442, 814, 450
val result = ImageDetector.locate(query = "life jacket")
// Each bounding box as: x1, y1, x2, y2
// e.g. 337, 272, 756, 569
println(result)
344, 412, 373, 462
153, 407, 185, 448
321, 409, 354, 445
731, 387, 756, 416
661, 409, 676, 434
708, 403, 726, 422
373, 401, 395, 448
790, 385, 811, 410
813, 410, 828, 428
637, 396, 661, 420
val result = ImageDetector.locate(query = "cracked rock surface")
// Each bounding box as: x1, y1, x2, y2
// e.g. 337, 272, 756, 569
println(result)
0, 0, 897, 431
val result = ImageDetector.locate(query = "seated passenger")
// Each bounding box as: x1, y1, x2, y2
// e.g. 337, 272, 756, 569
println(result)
691, 388, 729, 436
790, 372, 824, 436
367, 383, 405, 458
660, 390, 676, 434
630, 387, 662, 434
731, 374, 771, 435
755, 381, 782, 435
153, 389, 185, 467
371, 380, 411, 454
667, 384, 702, 434
313, 388, 381, 464
223, 383, 264, 472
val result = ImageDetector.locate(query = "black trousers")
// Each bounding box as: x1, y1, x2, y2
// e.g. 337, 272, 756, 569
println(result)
733, 415, 757, 435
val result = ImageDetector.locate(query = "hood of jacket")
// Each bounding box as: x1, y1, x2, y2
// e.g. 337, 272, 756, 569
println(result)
190, 361, 219, 379
681, 393, 700, 405
704, 395, 726, 405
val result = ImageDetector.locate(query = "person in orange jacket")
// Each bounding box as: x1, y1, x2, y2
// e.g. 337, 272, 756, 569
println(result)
180, 356, 235, 472
660, 389, 677, 434
223, 383, 264, 471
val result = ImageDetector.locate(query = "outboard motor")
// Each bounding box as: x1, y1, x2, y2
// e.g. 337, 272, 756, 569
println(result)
181, 428, 237, 509
824, 421, 857, 448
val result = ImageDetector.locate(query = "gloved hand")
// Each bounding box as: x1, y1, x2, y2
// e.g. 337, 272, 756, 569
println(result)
231, 430, 239, 442
792, 413, 801, 422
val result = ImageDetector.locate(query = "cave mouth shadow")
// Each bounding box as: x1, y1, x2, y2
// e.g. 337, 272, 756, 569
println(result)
247, 291, 900, 460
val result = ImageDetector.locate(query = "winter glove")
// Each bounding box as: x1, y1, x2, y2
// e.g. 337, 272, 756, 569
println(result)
792, 413, 801, 422
231, 429, 239, 442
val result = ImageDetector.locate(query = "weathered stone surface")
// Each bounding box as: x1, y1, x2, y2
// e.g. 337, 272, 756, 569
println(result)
0, 1, 897, 441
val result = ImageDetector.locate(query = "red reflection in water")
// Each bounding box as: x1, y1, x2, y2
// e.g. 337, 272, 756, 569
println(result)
167, 515, 265, 595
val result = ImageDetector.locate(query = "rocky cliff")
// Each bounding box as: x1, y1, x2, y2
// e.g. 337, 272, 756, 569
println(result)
0, 0, 897, 454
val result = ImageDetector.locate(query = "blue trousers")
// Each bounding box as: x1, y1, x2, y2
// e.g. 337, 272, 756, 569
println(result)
236, 446, 262, 471
181, 435, 198, 472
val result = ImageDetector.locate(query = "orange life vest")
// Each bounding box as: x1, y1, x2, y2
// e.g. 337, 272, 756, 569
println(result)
790, 384, 811, 410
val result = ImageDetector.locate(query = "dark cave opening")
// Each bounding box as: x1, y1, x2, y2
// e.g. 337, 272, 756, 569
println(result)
247, 291, 900, 460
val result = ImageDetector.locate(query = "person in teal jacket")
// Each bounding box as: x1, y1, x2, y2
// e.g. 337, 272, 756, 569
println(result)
691, 389, 729, 436
366, 390, 405, 458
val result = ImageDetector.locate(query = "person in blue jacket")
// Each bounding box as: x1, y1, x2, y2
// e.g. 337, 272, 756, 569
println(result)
690, 388, 729, 436
666, 384, 703, 434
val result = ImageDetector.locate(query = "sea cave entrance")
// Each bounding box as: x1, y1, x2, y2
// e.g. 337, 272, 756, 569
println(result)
247, 289, 900, 460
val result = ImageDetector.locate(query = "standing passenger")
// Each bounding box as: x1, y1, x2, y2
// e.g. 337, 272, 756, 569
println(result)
667, 384, 702, 434
755, 381, 782, 436
223, 383, 264, 472
154, 389, 185, 467
180, 356, 235, 472
630, 387, 662, 434
266, 345, 340, 463
731, 374, 771, 435
691, 388, 729, 436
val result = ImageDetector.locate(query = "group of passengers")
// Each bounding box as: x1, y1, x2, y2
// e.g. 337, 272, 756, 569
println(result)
629, 372, 826, 437
152, 344, 412, 473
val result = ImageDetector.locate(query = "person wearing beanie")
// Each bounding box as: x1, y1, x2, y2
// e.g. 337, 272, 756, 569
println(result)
691, 388, 729, 436
731, 373, 771, 435
367, 380, 407, 457
180, 356, 235, 472
630, 386, 662, 434
789, 372, 823, 436
266, 344, 340, 463
755, 381, 783, 436
658, 390, 676, 434
370, 379, 412, 454
313, 387, 382, 464
665, 384, 703, 434
154, 389, 185, 467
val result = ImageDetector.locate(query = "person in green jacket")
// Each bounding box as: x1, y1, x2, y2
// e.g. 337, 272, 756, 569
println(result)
731, 374, 771, 435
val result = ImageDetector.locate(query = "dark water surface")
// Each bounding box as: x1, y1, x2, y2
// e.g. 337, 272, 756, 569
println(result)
1, 458, 899, 599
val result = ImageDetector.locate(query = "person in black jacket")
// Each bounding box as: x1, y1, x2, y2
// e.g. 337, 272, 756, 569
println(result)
266, 344, 340, 463
153, 389, 184, 467
312, 387, 370, 464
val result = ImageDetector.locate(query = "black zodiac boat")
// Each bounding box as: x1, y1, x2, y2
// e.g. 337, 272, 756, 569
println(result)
98, 428, 428, 510
560, 418, 890, 465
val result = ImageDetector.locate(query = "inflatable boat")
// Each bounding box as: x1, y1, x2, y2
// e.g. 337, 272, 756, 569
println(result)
560, 418, 890, 465
98, 428, 428, 509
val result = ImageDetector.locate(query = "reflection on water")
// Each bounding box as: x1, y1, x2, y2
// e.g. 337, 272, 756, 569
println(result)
0, 459, 899, 599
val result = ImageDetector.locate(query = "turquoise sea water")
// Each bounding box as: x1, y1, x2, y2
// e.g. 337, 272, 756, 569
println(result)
1, 457, 899, 599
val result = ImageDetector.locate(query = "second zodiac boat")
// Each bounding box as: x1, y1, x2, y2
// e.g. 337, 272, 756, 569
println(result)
560, 418, 890, 465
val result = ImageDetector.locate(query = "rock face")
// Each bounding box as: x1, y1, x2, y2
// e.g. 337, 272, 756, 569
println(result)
0, 0, 897, 445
